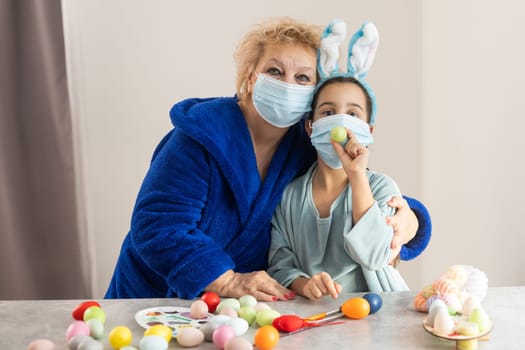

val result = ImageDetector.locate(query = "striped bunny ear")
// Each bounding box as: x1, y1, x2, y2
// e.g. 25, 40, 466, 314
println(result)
347, 22, 379, 80
318, 19, 347, 80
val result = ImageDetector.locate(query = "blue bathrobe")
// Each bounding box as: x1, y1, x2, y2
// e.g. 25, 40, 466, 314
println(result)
105, 96, 431, 299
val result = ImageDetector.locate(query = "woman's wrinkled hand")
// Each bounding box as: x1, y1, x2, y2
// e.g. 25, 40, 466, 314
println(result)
205, 270, 296, 302
386, 196, 418, 255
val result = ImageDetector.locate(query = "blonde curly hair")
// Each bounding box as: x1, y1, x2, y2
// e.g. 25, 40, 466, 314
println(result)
234, 17, 322, 101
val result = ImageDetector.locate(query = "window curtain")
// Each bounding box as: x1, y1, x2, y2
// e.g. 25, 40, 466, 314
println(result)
0, 0, 89, 299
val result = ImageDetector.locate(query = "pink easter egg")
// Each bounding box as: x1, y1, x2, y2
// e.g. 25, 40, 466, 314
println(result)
27, 339, 56, 350
212, 325, 236, 349
66, 320, 91, 341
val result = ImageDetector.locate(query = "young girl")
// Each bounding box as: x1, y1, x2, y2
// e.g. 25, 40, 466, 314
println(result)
267, 20, 409, 300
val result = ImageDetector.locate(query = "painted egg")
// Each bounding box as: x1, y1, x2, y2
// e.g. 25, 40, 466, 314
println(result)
201, 315, 231, 342
72, 301, 101, 321
224, 336, 253, 350
190, 300, 209, 319
199, 323, 215, 342
254, 325, 279, 350
66, 321, 91, 341
331, 126, 347, 143
108, 326, 132, 349
220, 306, 238, 318
212, 325, 236, 349
208, 315, 232, 329
27, 339, 56, 350
176, 327, 204, 347
77, 339, 103, 350
68, 335, 94, 350
86, 318, 104, 339
139, 335, 168, 350
254, 303, 271, 312
341, 297, 370, 319
200, 291, 221, 313
83, 306, 106, 324
272, 315, 306, 332
255, 309, 280, 327
217, 298, 241, 313
237, 306, 256, 325
227, 317, 249, 336
363, 293, 382, 314
238, 295, 257, 308
144, 324, 172, 343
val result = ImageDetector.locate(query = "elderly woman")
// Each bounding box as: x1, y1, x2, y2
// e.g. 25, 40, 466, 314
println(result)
105, 17, 431, 301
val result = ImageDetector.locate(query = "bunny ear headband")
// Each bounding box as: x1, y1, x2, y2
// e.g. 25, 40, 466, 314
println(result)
317, 19, 379, 125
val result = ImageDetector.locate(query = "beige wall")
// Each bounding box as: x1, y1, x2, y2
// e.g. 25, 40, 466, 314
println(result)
62, 0, 524, 298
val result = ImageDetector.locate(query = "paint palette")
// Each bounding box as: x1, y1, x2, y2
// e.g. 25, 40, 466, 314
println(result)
135, 306, 213, 336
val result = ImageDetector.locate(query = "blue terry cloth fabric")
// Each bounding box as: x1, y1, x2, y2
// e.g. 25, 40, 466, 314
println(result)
105, 96, 315, 299
400, 196, 432, 260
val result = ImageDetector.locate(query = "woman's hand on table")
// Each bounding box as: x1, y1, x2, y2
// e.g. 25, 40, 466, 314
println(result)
205, 270, 296, 302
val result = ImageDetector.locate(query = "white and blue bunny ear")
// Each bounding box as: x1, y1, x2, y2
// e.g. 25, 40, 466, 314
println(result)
318, 19, 347, 80
347, 22, 379, 80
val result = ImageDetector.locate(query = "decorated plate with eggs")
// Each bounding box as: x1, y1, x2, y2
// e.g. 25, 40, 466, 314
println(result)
423, 316, 492, 350
135, 306, 213, 336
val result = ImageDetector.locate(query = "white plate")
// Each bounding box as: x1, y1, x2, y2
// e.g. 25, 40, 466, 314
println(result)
135, 306, 213, 336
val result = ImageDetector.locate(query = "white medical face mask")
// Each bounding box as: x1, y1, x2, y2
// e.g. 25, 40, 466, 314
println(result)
252, 74, 315, 128
310, 114, 374, 169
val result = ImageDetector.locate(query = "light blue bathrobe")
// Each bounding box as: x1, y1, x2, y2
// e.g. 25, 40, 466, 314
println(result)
268, 163, 409, 293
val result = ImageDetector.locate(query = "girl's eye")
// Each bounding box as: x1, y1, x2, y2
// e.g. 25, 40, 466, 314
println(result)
321, 110, 334, 117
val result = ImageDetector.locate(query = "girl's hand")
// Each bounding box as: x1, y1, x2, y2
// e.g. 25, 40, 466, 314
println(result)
291, 272, 342, 301
331, 128, 369, 175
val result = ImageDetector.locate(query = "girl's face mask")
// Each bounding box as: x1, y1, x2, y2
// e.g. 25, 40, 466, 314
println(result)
310, 114, 374, 169
252, 74, 315, 128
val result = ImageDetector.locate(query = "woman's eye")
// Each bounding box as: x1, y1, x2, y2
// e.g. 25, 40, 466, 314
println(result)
267, 67, 282, 76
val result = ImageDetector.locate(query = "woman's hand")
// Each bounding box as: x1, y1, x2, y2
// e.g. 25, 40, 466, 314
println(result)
205, 270, 295, 302
386, 196, 418, 261
291, 272, 342, 301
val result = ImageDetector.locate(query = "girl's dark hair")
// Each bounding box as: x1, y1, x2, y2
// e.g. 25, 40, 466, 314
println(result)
309, 76, 373, 122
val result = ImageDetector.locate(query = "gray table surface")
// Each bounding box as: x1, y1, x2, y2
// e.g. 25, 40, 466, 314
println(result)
1, 287, 523, 349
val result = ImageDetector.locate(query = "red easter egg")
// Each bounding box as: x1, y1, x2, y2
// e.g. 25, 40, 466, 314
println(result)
272, 315, 306, 332
72, 300, 101, 320
200, 291, 221, 313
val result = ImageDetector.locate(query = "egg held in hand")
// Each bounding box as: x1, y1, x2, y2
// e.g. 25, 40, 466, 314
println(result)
330, 126, 347, 143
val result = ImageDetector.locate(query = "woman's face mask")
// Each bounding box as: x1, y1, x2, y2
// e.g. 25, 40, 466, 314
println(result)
310, 114, 374, 169
252, 74, 315, 128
